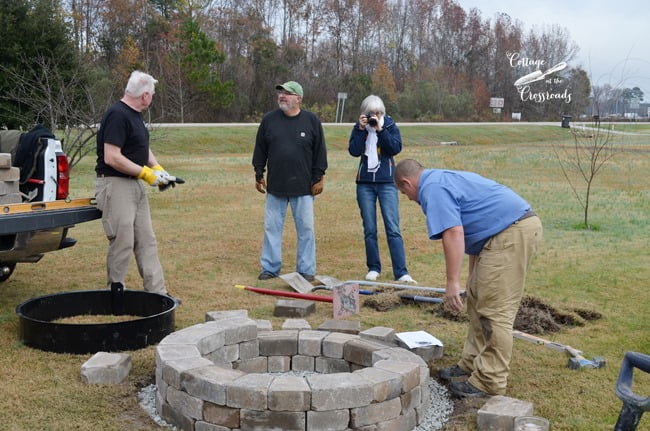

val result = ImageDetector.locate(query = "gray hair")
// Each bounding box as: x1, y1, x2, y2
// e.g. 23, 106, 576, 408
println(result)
125, 71, 158, 98
360, 94, 386, 115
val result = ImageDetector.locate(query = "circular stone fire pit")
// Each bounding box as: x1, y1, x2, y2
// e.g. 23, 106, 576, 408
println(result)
155, 310, 431, 430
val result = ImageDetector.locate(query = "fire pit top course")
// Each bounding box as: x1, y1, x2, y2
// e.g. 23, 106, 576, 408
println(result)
155, 310, 432, 430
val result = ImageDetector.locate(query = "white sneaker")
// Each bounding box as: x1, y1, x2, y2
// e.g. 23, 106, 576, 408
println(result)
397, 274, 418, 284
365, 270, 380, 281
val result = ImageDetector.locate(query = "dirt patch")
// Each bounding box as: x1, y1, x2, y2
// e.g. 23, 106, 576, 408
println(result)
53, 314, 141, 324
363, 290, 403, 312
441, 397, 486, 431
514, 295, 602, 334
364, 290, 602, 335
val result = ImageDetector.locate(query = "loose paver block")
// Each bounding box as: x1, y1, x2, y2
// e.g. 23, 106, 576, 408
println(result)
477, 395, 534, 431
282, 318, 312, 330
274, 299, 316, 317
361, 326, 397, 344
80, 352, 131, 384
317, 319, 361, 334
343, 338, 389, 367
205, 309, 248, 322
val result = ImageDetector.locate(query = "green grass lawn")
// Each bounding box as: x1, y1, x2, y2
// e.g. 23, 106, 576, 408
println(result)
0, 124, 648, 430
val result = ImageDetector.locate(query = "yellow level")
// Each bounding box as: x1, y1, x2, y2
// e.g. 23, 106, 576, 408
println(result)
0, 197, 97, 215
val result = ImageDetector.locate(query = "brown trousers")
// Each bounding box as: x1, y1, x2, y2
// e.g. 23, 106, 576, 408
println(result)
95, 176, 166, 294
459, 216, 543, 395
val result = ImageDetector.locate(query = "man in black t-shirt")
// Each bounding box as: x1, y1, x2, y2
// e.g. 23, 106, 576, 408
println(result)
95, 71, 179, 301
252, 81, 328, 281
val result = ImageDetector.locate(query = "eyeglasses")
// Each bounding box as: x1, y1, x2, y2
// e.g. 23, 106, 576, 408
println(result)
277, 90, 298, 96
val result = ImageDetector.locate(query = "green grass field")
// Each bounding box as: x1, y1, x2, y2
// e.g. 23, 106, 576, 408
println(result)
0, 123, 648, 430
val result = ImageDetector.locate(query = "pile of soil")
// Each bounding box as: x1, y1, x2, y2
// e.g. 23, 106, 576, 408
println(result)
514, 295, 602, 334
364, 290, 602, 334
363, 290, 403, 312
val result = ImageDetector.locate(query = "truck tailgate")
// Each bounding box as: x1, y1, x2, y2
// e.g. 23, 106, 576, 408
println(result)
0, 198, 102, 235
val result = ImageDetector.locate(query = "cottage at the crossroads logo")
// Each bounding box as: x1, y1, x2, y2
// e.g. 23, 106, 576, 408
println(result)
508, 51, 572, 104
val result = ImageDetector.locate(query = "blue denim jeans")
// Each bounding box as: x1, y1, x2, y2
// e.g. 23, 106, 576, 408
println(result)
260, 193, 316, 276
356, 183, 408, 279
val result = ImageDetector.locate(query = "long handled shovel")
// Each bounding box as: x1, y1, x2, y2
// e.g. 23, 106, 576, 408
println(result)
234, 284, 333, 303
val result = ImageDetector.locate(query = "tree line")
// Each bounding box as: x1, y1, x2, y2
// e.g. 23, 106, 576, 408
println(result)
0, 0, 639, 131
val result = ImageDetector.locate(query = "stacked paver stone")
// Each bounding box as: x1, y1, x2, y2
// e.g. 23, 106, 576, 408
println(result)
0, 153, 22, 204
155, 310, 431, 431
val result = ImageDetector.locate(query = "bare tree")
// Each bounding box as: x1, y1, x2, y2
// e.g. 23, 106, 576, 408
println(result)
552, 115, 618, 229
0, 55, 105, 168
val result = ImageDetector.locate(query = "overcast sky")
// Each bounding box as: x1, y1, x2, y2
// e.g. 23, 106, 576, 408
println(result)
456, 0, 650, 99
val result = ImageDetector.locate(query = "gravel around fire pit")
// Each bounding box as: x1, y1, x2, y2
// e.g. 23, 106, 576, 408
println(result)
138, 376, 453, 431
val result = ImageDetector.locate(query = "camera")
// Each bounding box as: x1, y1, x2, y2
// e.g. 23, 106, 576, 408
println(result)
365, 112, 378, 126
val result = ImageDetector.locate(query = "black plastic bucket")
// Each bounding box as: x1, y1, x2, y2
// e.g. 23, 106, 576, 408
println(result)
16, 289, 176, 354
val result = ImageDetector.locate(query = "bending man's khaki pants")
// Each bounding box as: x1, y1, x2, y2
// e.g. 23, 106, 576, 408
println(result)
459, 216, 542, 395
95, 176, 166, 294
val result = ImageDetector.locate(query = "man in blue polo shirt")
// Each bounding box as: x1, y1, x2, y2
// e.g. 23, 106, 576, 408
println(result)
394, 159, 542, 398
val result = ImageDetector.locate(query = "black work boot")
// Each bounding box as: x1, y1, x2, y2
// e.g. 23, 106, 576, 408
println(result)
438, 364, 470, 381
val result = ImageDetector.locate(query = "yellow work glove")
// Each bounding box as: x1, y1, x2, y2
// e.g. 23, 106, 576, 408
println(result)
152, 164, 176, 183
138, 165, 167, 186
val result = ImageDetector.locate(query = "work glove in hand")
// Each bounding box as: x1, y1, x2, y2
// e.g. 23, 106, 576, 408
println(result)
255, 178, 266, 194
138, 165, 169, 186
311, 177, 324, 196
152, 164, 176, 183
159, 177, 185, 192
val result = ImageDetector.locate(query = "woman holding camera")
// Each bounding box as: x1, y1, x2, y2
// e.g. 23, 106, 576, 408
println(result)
348, 95, 416, 284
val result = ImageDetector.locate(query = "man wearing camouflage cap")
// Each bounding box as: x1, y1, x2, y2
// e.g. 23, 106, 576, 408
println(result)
252, 81, 328, 281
